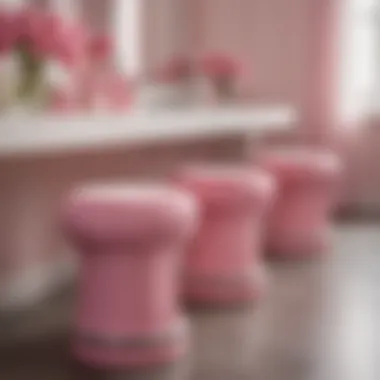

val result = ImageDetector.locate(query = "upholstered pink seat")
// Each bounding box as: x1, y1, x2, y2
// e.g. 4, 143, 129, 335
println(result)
258, 148, 342, 258
62, 184, 199, 368
175, 165, 275, 305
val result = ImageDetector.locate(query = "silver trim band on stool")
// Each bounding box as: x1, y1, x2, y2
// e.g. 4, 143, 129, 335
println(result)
73, 317, 188, 349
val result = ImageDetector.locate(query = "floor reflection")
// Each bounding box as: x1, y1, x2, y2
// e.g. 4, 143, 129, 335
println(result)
0, 224, 377, 380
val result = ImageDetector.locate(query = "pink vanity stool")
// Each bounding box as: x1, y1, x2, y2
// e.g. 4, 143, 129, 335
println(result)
62, 184, 199, 368
175, 165, 275, 306
258, 148, 342, 258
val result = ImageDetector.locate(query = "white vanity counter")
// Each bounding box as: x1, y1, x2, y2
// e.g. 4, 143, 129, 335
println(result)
0, 105, 296, 157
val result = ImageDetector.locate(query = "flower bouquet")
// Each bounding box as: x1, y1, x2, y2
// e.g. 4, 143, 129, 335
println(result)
0, 6, 87, 113
200, 53, 244, 104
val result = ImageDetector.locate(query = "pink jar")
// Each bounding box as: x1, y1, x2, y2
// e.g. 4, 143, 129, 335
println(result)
62, 184, 199, 368
175, 165, 275, 305
258, 148, 342, 258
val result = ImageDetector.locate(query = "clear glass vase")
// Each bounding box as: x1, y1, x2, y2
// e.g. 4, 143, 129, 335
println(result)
0, 49, 50, 115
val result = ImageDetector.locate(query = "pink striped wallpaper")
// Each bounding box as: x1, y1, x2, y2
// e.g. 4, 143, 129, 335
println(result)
188, 0, 311, 106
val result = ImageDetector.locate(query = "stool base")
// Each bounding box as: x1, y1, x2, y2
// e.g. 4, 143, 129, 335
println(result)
267, 228, 332, 259
184, 265, 266, 307
72, 316, 189, 369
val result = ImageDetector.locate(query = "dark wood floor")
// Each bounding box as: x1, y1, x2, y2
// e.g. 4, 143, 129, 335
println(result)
0, 223, 377, 380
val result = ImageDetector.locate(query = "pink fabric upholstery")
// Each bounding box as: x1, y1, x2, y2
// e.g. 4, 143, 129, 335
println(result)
62, 184, 199, 368
258, 148, 342, 258
175, 165, 275, 305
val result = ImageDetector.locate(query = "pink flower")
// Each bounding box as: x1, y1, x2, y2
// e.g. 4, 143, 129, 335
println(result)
201, 53, 244, 79
13, 8, 45, 48
36, 12, 67, 56
87, 34, 113, 61
34, 12, 87, 66
9, 7, 87, 66
0, 9, 17, 54
157, 57, 193, 83
57, 23, 88, 67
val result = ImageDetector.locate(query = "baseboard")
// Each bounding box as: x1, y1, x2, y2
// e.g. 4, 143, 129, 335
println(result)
0, 255, 78, 311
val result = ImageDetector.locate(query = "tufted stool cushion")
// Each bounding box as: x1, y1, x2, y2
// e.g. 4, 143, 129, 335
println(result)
175, 165, 275, 306
62, 184, 199, 368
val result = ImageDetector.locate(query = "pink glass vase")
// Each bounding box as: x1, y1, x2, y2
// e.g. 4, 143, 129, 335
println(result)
62, 184, 199, 368
175, 165, 275, 306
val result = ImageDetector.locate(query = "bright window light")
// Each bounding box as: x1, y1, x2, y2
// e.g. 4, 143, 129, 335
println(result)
112, 0, 142, 78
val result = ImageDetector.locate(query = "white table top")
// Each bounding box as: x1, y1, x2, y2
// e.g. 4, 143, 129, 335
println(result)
0, 105, 296, 158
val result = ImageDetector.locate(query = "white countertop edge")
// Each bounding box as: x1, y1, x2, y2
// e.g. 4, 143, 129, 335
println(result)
0, 105, 296, 157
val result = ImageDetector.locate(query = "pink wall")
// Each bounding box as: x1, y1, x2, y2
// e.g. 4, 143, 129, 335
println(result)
185, 0, 310, 107
340, 117, 380, 210
79, 0, 337, 128
142, 0, 185, 75
361, 117, 380, 209
186, 0, 341, 142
